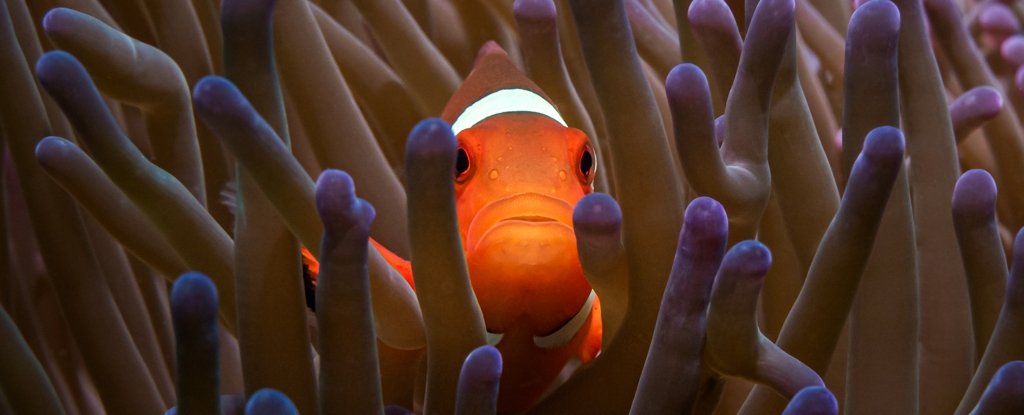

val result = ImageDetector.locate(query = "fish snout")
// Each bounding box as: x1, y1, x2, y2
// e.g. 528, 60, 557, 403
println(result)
465, 192, 574, 252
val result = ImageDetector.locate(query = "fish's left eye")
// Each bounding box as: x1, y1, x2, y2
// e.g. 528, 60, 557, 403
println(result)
455, 147, 471, 180
578, 146, 595, 182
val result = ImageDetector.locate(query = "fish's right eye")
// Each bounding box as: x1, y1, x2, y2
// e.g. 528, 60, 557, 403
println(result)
455, 147, 471, 180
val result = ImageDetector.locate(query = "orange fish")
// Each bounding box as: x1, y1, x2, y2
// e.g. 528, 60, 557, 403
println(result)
304, 42, 601, 412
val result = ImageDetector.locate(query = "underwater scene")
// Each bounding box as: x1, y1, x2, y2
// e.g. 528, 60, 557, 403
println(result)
1, 0, 1024, 413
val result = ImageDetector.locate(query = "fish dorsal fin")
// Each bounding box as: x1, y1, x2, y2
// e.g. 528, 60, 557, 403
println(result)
442, 41, 563, 133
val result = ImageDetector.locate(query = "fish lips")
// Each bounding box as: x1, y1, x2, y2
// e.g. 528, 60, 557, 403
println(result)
465, 192, 575, 252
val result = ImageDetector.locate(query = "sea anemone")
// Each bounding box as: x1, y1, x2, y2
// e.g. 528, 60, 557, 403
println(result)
0, 0, 1023, 413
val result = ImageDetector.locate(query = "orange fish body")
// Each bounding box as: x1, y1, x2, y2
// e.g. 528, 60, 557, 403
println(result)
306, 43, 601, 412
450, 113, 600, 413
444, 43, 603, 411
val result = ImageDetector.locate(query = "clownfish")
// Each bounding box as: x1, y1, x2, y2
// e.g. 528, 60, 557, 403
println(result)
303, 42, 601, 412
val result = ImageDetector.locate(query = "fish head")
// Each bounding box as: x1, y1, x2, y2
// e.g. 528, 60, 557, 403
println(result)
442, 41, 598, 345
454, 111, 596, 336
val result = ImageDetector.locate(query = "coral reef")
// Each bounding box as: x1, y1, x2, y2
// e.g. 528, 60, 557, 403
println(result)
1, 0, 1024, 413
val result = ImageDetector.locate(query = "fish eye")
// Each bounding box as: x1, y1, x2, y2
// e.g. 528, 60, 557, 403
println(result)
579, 146, 595, 182
455, 147, 471, 180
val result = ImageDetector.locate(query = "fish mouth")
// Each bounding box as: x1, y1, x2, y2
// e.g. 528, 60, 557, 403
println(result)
466, 193, 575, 252
500, 215, 558, 223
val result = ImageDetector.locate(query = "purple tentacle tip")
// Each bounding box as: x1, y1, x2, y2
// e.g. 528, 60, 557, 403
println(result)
666, 64, 711, 111
688, 0, 733, 24
683, 197, 729, 244
953, 170, 997, 221
406, 118, 456, 160
861, 126, 905, 165
722, 240, 773, 279
385, 405, 416, 415
460, 345, 503, 382
975, 361, 1024, 413
750, 0, 796, 41
781, 386, 839, 415
1012, 228, 1024, 268
34, 136, 75, 168
1002, 35, 1024, 68
995, 360, 1024, 389
244, 388, 298, 415
193, 76, 247, 119
573, 193, 622, 233
35, 50, 87, 95
849, 0, 900, 50
953, 87, 1003, 119
514, 0, 556, 23
171, 272, 219, 320
1015, 66, 1024, 95
316, 169, 375, 231
316, 169, 357, 201
40, 7, 75, 36
456, 345, 503, 414
979, 3, 1019, 45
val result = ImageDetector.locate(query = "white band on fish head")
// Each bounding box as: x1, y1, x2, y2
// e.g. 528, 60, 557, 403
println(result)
450, 88, 567, 136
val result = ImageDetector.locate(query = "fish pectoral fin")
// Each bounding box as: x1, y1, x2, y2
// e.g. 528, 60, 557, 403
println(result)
370, 238, 414, 289
533, 290, 596, 349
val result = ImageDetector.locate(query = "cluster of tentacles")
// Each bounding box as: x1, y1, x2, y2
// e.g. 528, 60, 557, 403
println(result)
2, 0, 1024, 413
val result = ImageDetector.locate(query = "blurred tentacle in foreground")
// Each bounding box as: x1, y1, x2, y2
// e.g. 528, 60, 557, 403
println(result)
406, 119, 487, 415
841, 2, 920, 413
455, 346, 503, 415
34, 136, 188, 278
349, 0, 460, 114
171, 272, 220, 415
952, 170, 1007, 363
314, 169, 385, 415
956, 229, 1024, 413
529, 0, 686, 410
30, 50, 177, 413
706, 239, 823, 397
687, 0, 741, 110
781, 386, 838, 415
668, 0, 793, 243
193, 75, 424, 351
274, 0, 411, 256
42, 7, 206, 205
221, 0, 317, 411
0, 304, 64, 415
899, 0, 975, 410
950, 87, 1004, 144
631, 196, 727, 414
573, 194, 629, 348
742, 126, 906, 412
927, 0, 1024, 231
970, 361, 1024, 414
512, 0, 609, 193
244, 389, 299, 415
36, 50, 236, 331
